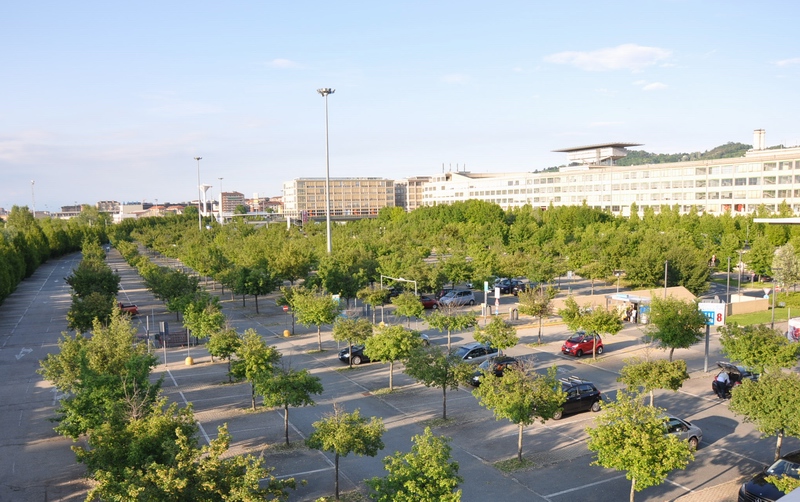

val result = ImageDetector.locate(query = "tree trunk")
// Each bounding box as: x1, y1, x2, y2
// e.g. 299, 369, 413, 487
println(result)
389, 360, 394, 391
334, 453, 340, 500
250, 382, 256, 410
669, 347, 675, 362
242, 294, 246, 307
447, 330, 452, 350
227, 359, 232, 382
255, 295, 259, 314
348, 343, 353, 368
649, 390, 655, 407
317, 326, 322, 351
630, 477, 636, 502
517, 423, 524, 461
442, 385, 447, 420
775, 429, 784, 461
284, 404, 290, 446
538, 317, 543, 344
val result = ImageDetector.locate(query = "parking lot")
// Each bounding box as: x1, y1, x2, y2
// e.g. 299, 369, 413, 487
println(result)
0, 249, 797, 501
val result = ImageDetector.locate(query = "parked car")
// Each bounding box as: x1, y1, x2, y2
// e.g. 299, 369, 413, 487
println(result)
712, 361, 759, 398
419, 295, 439, 309
339, 344, 370, 365
664, 415, 703, 450
561, 331, 603, 357
439, 289, 475, 306
453, 342, 498, 365
738, 449, 800, 502
470, 355, 521, 386
436, 288, 454, 299
339, 334, 429, 365
554, 377, 603, 419
511, 280, 528, 296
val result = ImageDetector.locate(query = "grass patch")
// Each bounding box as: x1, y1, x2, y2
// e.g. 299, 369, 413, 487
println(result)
372, 387, 395, 396
421, 417, 457, 429
335, 365, 366, 372
263, 441, 308, 453
494, 456, 536, 473
314, 491, 368, 502
727, 308, 790, 326
306, 349, 327, 354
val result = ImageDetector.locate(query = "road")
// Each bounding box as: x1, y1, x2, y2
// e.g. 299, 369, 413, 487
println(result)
0, 250, 797, 501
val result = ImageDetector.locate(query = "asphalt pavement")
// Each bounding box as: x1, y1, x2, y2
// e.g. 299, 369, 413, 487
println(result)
1, 250, 797, 502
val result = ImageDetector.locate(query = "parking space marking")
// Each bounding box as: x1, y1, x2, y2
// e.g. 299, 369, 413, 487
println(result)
274, 466, 333, 480
544, 474, 627, 498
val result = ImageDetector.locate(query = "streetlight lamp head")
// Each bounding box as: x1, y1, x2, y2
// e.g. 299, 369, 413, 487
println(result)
317, 88, 335, 97
194, 156, 202, 161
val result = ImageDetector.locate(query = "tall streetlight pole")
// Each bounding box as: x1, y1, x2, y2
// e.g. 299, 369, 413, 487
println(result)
218, 177, 224, 222
30, 180, 36, 216
194, 157, 202, 231
317, 88, 335, 254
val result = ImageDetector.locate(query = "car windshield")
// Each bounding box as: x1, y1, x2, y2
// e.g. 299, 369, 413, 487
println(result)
455, 347, 471, 358
477, 359, 492, 370
567, 336, 583, 343
767, 459, 800, 478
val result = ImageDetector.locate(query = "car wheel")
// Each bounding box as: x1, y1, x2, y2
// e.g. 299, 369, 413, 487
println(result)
422, 339, 430, 347
553, 410, 563, 420
352, 355, 362, 365
596, 346, 604, 355
469, 300, 475, 305
688, 436, 699, 450
575, 349, 583, 357
591, 401, 601, 413
432, 304, 438, 310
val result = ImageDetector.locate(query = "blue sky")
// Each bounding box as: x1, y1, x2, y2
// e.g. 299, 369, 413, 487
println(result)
2, 1, 798, 210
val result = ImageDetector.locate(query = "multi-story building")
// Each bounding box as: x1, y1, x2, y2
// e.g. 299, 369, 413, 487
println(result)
422, 130, 800, 216
221, 191, 246, 213
282, 177, 395, 219
395, 176, 431, 212
96, 201, 120, 213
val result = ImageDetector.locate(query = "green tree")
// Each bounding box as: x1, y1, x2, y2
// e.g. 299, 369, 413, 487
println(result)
242, 264, 281, 314
367, 427, 462, 502
38, 310, 161, 438
364, 324, 426, 391
473, 316, 519, 355
206, 328, 242, 382
230, 329, 282, 410
647, 296, 707, 361
356, 286, 390, 324
331, 316, 374, 367
618, 358, 690, 407
66, 291, 115, 333
586, 390, 694, 502
391, 291, 424, 327
729, 371, 800, 461
425, 309, 478, 350
404, 345, 473, 420
65, 258, 120, 298
306, 404, 385, 501
257, 364, 324, 446
558, 296, 585, 331
582, 307, 625, 359
183, 301, 225, 341
719, 323, 800, 374
517, 285, 557, 344
472, 366, 565, 462
293, 289, 341, 351
772, 243, 800, 288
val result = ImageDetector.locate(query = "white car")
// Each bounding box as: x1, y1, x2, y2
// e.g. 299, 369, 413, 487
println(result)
439, 289, 475, 306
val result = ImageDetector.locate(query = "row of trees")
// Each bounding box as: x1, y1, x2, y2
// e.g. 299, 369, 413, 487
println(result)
65, 240, 120, 332
108, 199, 800, 311
0, 205, 107, 305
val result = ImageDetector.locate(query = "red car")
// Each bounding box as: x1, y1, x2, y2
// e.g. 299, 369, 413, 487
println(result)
419, 295, 439, 309
561, 332, 603, 357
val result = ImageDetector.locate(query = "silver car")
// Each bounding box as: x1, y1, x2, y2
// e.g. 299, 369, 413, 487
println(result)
453, 342, 498, 365
665, 416, 702, 450
439, 289, 475, 306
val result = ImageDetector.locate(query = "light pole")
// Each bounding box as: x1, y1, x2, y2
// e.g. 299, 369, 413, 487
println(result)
380, 275, 417, 296
614, 270, 624, 293
194, 157, 202, 231
317, 88, 335, 254
218, 177, 224, 221
30, 180, 36, 216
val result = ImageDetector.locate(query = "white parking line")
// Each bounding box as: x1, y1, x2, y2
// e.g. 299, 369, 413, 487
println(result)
544, 474, 627, 498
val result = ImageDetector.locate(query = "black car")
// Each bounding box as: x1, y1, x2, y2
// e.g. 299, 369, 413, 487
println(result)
554, 376, 603, 420
338, 344, 370, 365
712, 361, 759, 398
511, 280, 528, 296
739, 449, 800, 502
470, 355, 521, 386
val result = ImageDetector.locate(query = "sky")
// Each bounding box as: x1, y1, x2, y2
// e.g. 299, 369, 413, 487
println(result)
2, 1, 799, 211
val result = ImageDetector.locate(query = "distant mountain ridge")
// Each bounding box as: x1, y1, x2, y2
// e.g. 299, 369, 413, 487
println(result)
616, 142, 752, 166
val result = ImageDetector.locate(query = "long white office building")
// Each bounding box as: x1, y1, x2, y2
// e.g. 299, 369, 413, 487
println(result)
282, 130, 800, 218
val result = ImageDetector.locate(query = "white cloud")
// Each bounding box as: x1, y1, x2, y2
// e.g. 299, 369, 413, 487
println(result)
642, 82, 667, 91
544, 43, 671, 72
442, 74, 468, 84
775, 58, 800, 67
269, 58, 299, 68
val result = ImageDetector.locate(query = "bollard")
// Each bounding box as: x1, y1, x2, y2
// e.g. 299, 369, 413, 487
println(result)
185, 356, 194, 366
284, 329, 291, 337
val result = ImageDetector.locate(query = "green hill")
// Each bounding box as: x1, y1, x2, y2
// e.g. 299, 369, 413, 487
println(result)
616, 142, 752, 166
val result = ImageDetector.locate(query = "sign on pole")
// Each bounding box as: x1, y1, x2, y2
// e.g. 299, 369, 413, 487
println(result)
698, 302, 726, 326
